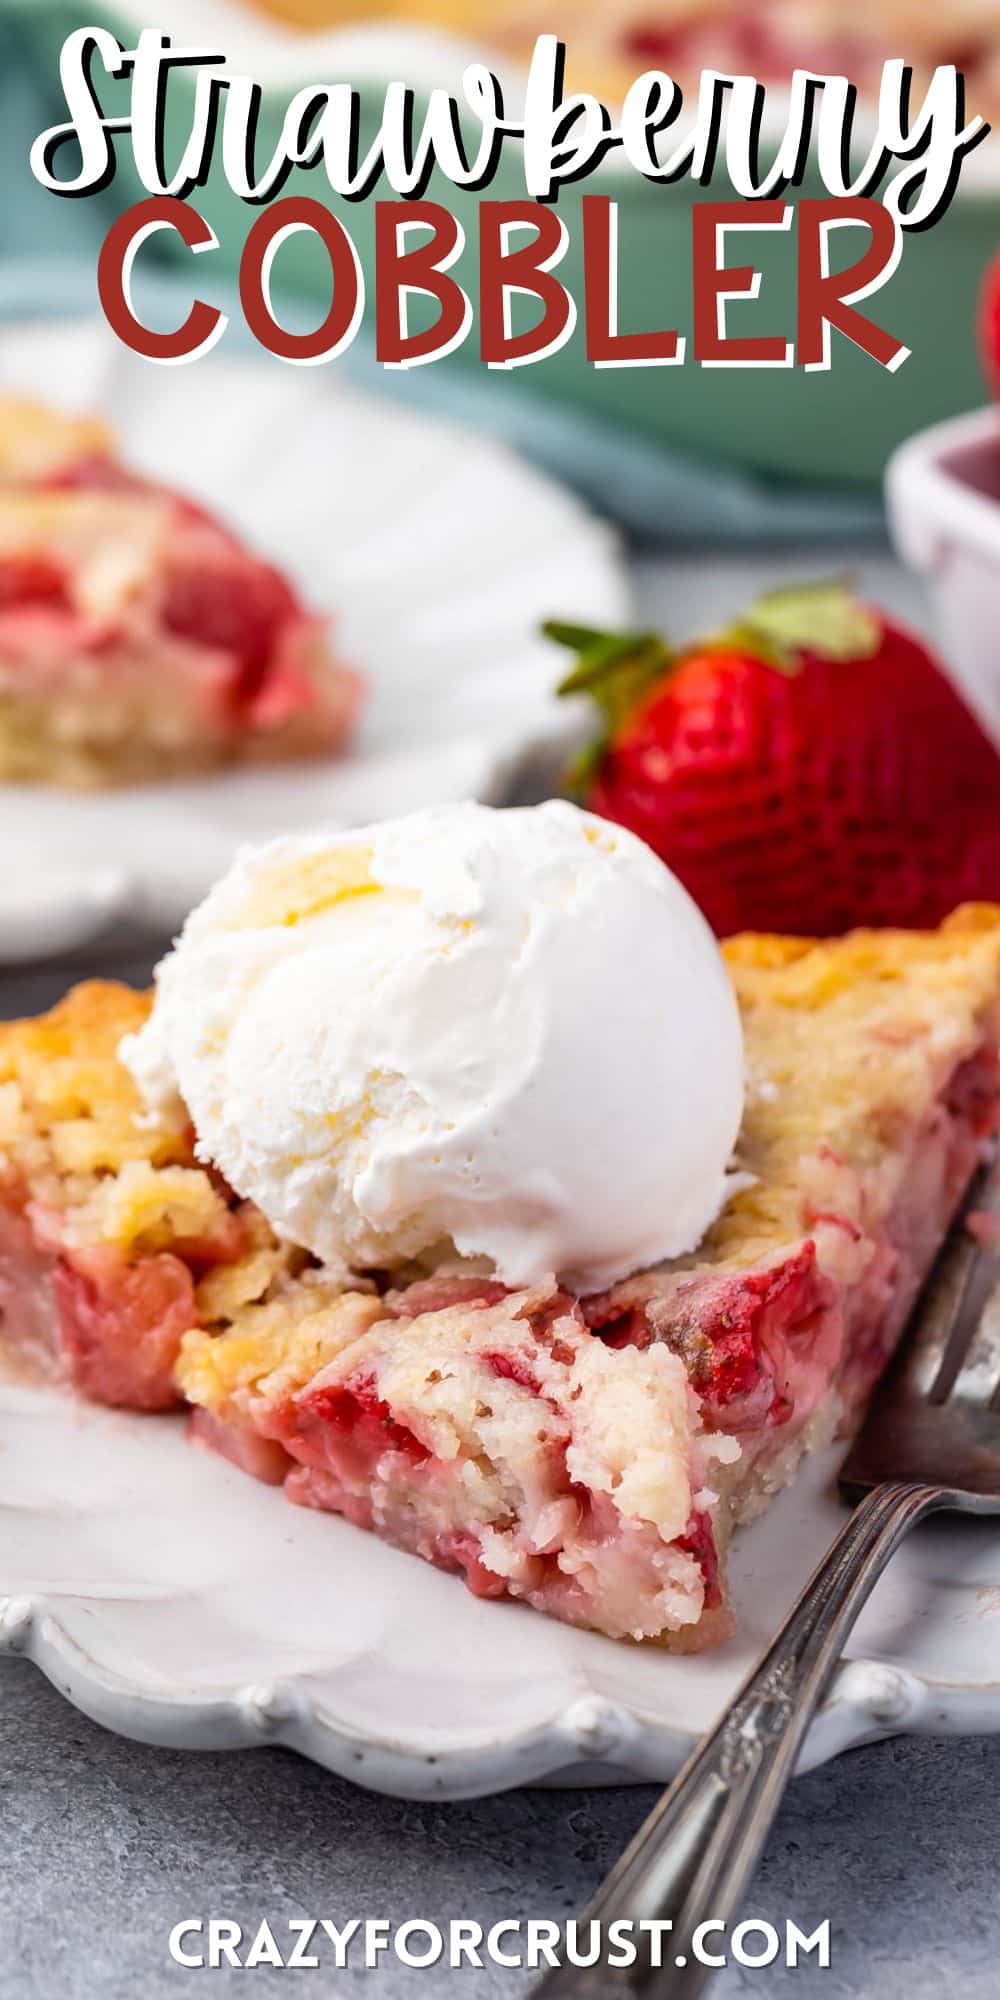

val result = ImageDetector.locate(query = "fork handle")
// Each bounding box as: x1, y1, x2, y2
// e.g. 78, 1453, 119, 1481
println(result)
535, 1480, 948, 1999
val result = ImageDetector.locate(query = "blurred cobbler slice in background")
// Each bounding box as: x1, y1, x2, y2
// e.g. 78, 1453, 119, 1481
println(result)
0, 397, 363, 788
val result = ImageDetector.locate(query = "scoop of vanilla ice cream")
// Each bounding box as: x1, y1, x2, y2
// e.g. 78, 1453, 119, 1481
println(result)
122, 801, 745, 1291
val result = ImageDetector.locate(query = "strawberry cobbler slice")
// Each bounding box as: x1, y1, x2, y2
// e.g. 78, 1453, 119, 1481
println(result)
0, 397, 363, 787
2, 906, 1000, 1647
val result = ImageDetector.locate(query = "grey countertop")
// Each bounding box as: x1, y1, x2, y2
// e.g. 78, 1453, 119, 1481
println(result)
2, 550, 994, 2000
4, 1656, 1000, 1999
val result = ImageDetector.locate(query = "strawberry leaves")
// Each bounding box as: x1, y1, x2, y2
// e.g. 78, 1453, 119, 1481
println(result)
547, 581, 882, 747
545, 622, 675, 790
546, 622, 673, 734
714, 580, 881, 672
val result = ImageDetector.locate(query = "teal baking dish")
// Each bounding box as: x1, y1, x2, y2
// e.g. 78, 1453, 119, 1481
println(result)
7, 0, 998, 488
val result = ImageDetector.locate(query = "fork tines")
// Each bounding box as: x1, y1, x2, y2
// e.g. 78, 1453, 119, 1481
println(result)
840, 1143, 1000, 1501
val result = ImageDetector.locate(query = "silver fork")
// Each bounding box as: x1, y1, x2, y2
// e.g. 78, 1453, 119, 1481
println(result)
534, 1145, 1000, 1999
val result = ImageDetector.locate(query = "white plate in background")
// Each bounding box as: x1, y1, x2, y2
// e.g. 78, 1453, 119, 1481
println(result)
3, 1372, 1000, 1799
0, 320, 628, 958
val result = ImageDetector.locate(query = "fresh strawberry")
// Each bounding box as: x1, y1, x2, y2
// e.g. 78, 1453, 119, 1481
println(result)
549, 581, 1000, 937
979, 251, 1000, 395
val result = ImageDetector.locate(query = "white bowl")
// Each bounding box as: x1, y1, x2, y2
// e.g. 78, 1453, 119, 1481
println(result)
887, 406, 1000, 749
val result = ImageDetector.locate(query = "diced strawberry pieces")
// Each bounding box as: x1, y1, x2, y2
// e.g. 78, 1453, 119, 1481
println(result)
641, 1245, 837, 1433
307, 1380, 373, 1433
391, 1275, 511, 1317
699, 1291, 777, 1412
674, 1508, 722, 1612
304, 1373, 429, 1462
162, 545, 300, 698
52, 1247, 196, 1411
587, 1249, 839, 1432
482, 1349, 543, 1395
434, 1531, 509, 1599
698, 1250, 828, 1422
0, 555, 71, 612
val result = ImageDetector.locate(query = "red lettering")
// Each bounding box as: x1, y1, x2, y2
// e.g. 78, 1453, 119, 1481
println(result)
479, 201, 573, 367
241, 198, 362, 362
692, 200, 792, 365
583, 196, 680, 365
797, 199, 908, 370
97, 197, 223, 363
375, 201, 469, 366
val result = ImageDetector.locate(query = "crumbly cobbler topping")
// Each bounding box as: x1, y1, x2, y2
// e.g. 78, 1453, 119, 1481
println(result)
2, 904, 998, 1284
706, 904, 1000, 1270
0, 985, 228, 1267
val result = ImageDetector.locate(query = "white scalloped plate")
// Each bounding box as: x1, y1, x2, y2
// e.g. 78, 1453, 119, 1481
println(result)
3, 1368, 1000, 1798
0, 320, 627, 959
